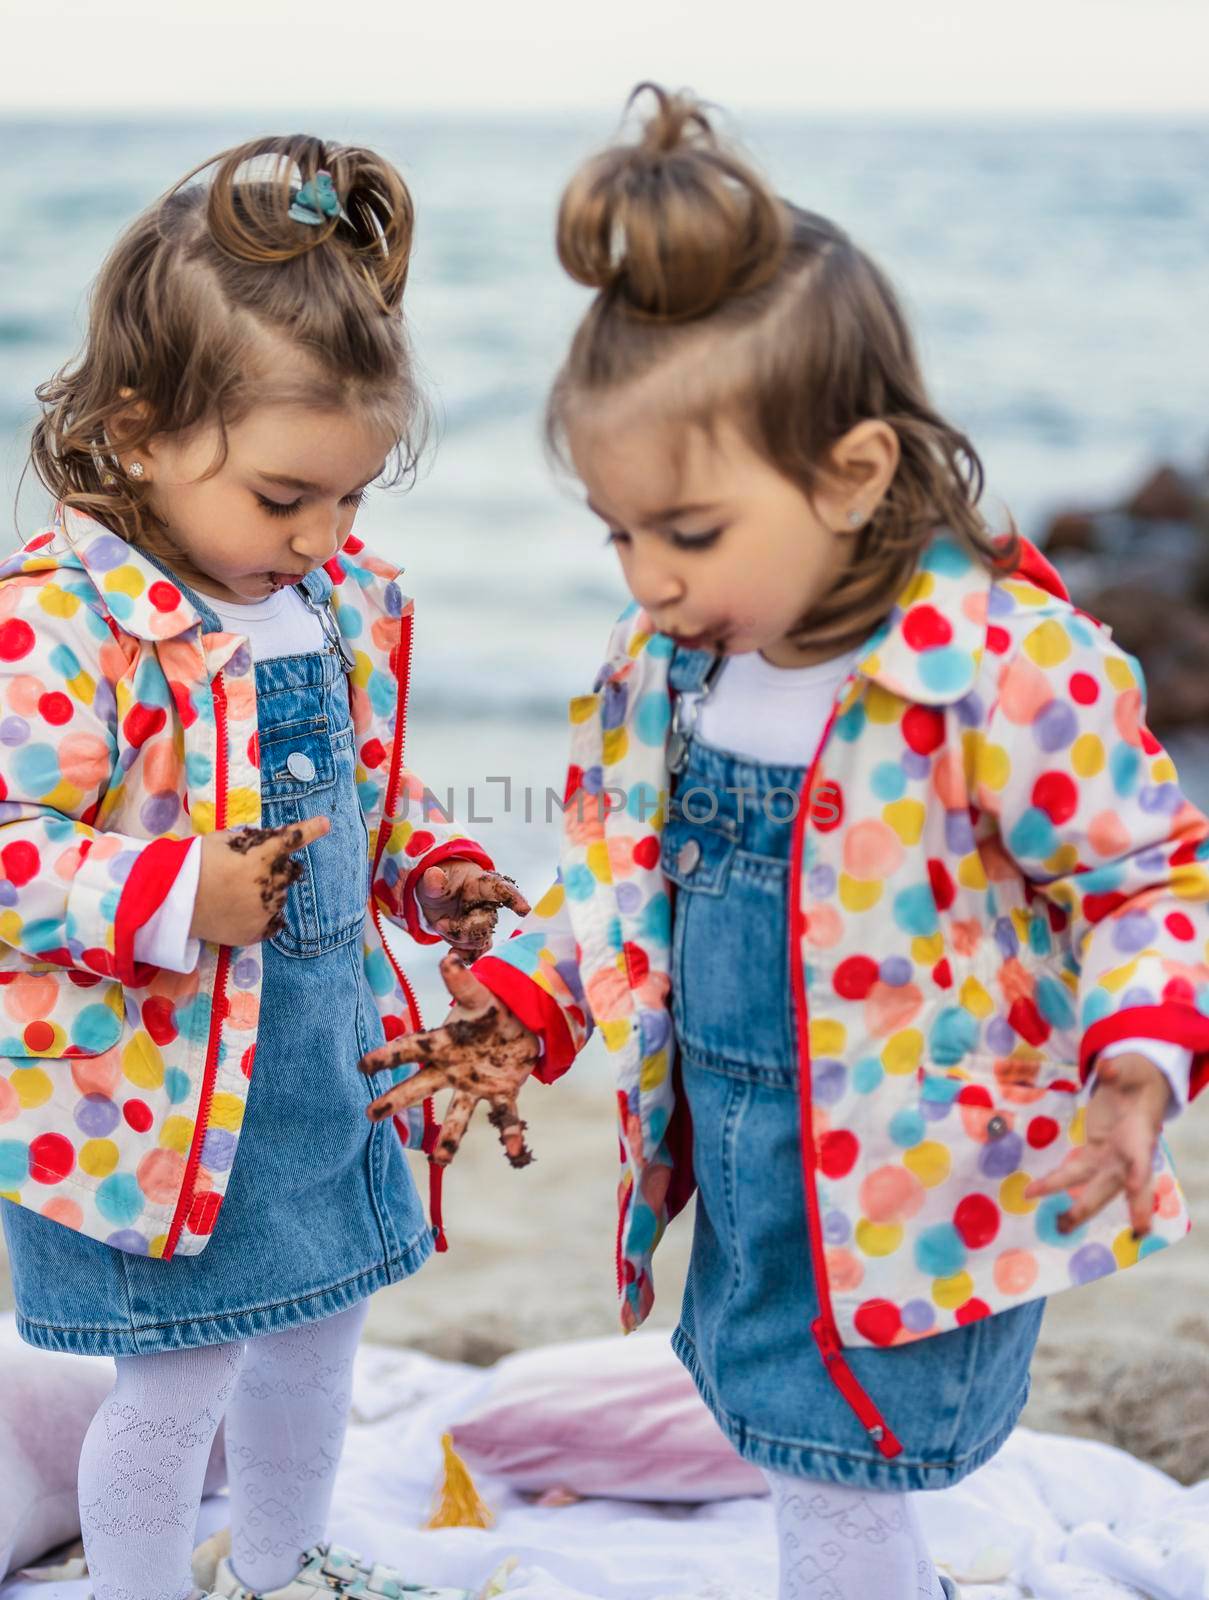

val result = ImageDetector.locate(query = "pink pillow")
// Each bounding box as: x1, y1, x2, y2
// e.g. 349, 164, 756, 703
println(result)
451, 1333, 768, 1503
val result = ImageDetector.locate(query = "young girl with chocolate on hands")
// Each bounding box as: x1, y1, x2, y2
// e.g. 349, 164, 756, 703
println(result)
0, 138, 527, 1600
360, 87, 1209, 1600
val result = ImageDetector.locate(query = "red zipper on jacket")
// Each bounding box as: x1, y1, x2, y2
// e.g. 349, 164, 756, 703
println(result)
163, 674, 232, 1261
789, 704, 903, 1459
370, 611, 447, 1250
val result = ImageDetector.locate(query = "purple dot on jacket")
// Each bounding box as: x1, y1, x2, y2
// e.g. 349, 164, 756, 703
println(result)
140, 792, 181, 833
945, 809, 975, 855
1033, 700, 1078, 753
1069, 1242, 1115, 1286
1121, 986, 1154, 1011
901, 1298, 936, 1333
994, 917, 1019, 959
120, 747, 139, 772
1112, 912, 1157, 954
0, 882, 16, 907
0, 802, 23, 824
582, 766, 604, 796
880, 956, 913, 988
0, 716, 29, 747
615, 881, 643, 914
107, 849, 140, 885
384, 582, 404, 618
556, 958, 588, 1004
93, 678, 117, 724
124, 993, 141, 1025
106, 1229, 150, 1254
88, 535, 131, 572
823, 1210, 851, 1245
233, 956, 261, 990
921, 1097, 953, 1122
382, 858, 400, 887
601, 682, 629, 732
75, 1094, 120, 1138
987, 586, 1015, 618
986, 1016, 1016, 1054
1140, 783, 1182, 816
955, 692, 984, 728
227, 645, 252, 677
200, 1128, 237, 1172
901, 750, 932, 781
812, 1059, 848, 1106
809, 865, 837, 898
1136, 847, 1168, 875
639, 1009, 673, 1054
979, 1130, 1024, 1179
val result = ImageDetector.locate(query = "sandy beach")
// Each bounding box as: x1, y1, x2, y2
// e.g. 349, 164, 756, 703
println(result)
7, 1036, 1204, 1484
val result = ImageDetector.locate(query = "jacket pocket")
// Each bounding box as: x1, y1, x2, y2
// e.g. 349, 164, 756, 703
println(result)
0, 967, 125, 1058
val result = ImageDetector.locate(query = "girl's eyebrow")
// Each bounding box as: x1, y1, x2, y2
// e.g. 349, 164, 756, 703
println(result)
257, 466, 385, 494
586, 497, 721, 526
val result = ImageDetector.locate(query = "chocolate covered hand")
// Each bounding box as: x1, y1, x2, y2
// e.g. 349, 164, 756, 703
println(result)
359, 952, 541, 1168
415, 860, 531, 956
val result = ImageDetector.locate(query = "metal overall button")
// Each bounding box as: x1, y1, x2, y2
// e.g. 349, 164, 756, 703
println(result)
287, 751, 317, 782
677, 838, 702, 875
986, 1114, 1009, 1139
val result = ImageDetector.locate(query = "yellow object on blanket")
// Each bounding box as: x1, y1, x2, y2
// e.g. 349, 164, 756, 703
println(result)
428, 1432, 495, 1530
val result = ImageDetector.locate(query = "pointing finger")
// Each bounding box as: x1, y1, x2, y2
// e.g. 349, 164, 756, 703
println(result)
365, 1065, 449, 1122
431, 1091, 478, 1167
439, 952, 497, 1011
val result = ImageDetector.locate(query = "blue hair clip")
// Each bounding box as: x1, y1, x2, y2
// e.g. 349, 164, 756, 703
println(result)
289, 169, 349, 227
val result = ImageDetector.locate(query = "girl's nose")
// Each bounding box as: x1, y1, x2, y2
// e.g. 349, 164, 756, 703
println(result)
290, 512, 341, 566
627, 548, 686, 613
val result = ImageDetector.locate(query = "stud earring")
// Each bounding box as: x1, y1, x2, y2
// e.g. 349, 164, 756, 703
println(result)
846, 509, 862, 528
127, 461, 145, 480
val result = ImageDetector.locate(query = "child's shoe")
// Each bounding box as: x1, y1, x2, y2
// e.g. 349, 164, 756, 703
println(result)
211, 1542, 488, 1600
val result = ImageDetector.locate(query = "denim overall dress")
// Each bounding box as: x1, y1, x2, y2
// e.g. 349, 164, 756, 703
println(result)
3, 570, 431, 1355
663, 647, 1045, 1492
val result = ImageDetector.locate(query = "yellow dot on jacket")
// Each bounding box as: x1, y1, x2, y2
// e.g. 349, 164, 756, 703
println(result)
0, 911, 22, 946
600, 1019, 631, 1052
207, 1092, 245, 1132
883, 798, 925, 846
1113, 1228, 1142, 1268
586, 841, 611, 882
882, 1030, 923, 1075
640, 1052, 668, 1091
1000, 1172, 1038, 1215
569, 695, 598, 724
159, 1115, 194, 1154
10, 1067, 54, 1107
122, 1034, 164, 1090
932, 1270, 974, 1310
148, 1234, 169, 1259
1150, 755, 1177, 784
104, 565, 146, 599
226, 787, 259, 826
350, 650, 374, 690
1100, 959, 1140, 995
534, 883, 565, 919
864, 684, 904, 725
38, 583, 81, 618
1022, 619, 1072, 668
80, 1138, 119, 1179
810, 1019, 846, 1056
911, 932, 945, 966
855, 1219, 903, 1256
43, 780, 83, 815
1072, 733, 1105, 778
898, 571, 936, 607
839, 874, 882, 912
1069, 1106, 1087, 1146
904, 1140, 950, 1187
956, 851, 988, 891
958, 976, 994, 1019
602, 727, 628, 765
1104, 655, 1138, 691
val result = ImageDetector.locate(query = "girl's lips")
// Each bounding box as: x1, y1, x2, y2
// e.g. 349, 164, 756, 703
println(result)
269, 572, 305, 587
670, 628, 729, 652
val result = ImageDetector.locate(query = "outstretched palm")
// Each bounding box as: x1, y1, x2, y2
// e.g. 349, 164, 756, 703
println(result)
359, 953, 541, 1168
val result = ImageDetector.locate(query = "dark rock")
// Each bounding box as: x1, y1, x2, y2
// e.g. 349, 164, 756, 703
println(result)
1042, 510, 1098, 554
1125, 464, 1199, 523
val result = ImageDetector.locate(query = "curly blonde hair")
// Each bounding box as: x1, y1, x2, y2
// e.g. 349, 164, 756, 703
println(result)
30, 133, 426, 548
549, 85, 1016, 654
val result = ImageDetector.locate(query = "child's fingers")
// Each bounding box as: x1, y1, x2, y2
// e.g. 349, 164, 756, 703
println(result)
488, 1095, 534, 1169
1023, 1147, 1098, 1201
364, 1065, 449, 1123
358, 1031, 444, 1074
438, 952, 497, 1011
420, 864, 449, 900
1054, 1165, 1126, 1234
274, 816, 331, 852
473, 872, 532, 918
432, 1091, 478, 1167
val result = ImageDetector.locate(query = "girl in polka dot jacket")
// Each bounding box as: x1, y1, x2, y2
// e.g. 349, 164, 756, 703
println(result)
364, 88, 1209, 1600
0, 139, 528, 1600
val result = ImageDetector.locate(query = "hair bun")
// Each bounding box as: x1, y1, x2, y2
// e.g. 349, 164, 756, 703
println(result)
556, 83, 790, 321
196, 135, 414, 312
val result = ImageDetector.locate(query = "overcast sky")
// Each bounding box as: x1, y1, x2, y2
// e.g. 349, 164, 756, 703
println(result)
5, 0, 1209, 116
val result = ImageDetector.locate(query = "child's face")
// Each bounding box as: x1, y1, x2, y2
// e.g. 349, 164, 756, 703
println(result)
570, 412, 861, 668
135, 404, 396, 604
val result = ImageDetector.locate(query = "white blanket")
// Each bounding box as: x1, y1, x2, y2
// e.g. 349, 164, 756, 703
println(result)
5, 1340, 1208, 1600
